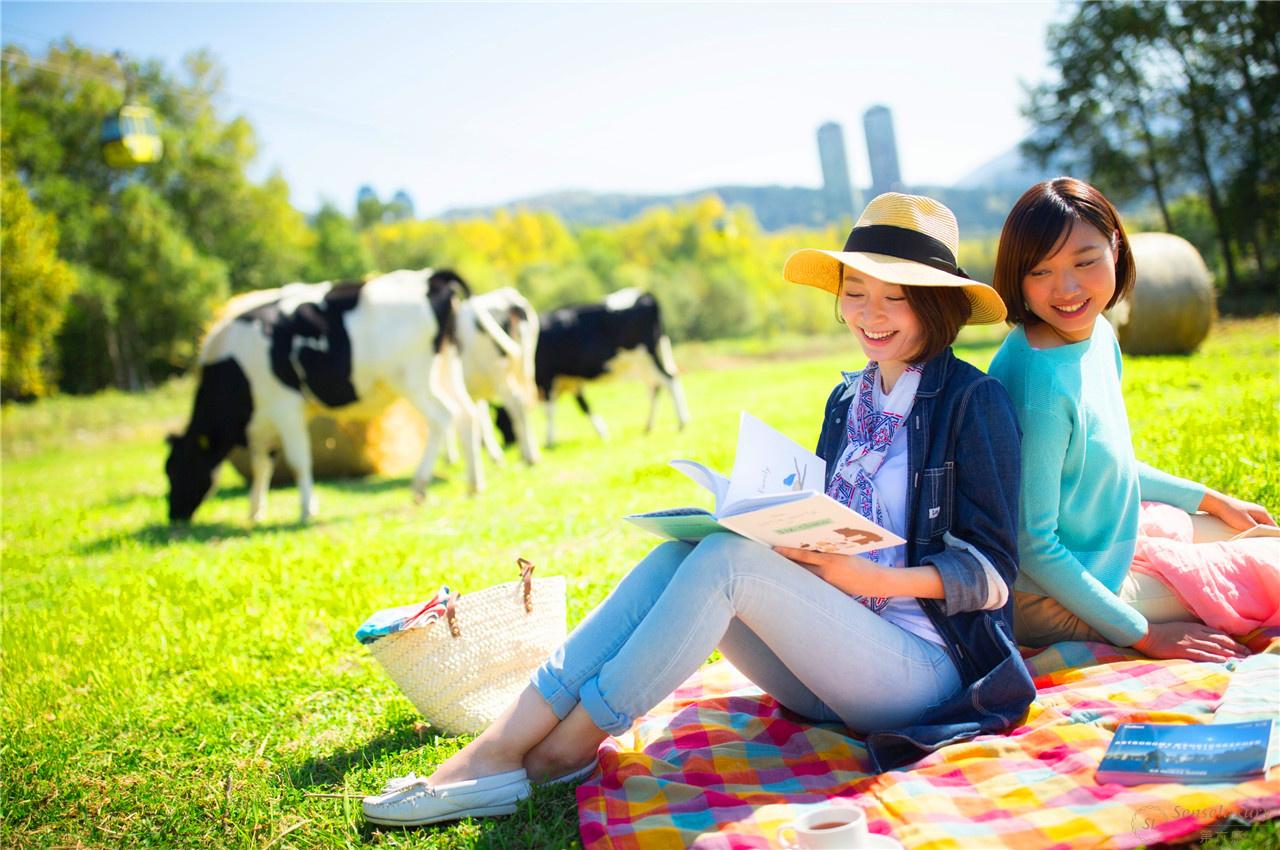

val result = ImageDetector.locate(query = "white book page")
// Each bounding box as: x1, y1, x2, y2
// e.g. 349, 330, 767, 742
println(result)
669, 459, 731, 512
723, 412, 825, 511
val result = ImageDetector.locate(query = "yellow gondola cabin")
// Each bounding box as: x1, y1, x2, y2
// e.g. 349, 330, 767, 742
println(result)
101, 104, 163, 168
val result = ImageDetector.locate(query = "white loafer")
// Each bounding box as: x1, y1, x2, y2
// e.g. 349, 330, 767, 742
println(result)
362, 768, 530, 827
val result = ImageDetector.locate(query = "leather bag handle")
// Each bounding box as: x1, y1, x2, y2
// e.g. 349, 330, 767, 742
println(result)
445, 593, 461, 638
518, 557, 535, 613
443, 559, 536, 638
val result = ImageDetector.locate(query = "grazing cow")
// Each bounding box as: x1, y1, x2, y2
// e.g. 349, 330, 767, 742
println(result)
518, 288, 690, 446
453, 287, 540, 466
165, 269, 482, 524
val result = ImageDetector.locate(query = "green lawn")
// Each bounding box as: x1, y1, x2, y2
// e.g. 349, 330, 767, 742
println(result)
2, 319, 1276, 849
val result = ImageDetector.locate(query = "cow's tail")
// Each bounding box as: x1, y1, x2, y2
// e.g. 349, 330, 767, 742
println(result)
647, 296, 679, 379
644, 295, 688, 429
427, 269, 472, 351
655, 333, 679, 378
652, 330, 689, 430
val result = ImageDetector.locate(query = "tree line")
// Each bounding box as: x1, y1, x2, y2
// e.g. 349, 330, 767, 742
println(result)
1, 42, 861, 400
4, 3, 1275, 400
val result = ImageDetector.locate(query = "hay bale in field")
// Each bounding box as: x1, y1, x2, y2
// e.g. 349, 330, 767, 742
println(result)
1107, 232, 1215, 355
228, 398, 428, 487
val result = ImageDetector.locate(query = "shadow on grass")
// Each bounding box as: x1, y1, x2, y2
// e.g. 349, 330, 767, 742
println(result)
79, 469, 470, 554
294, 726, 581, 847
208, 472, 461, 497
76, 517, 316, 554
346, 788, 579, 846
324, 475, 418, 496
287, 724, 438, 790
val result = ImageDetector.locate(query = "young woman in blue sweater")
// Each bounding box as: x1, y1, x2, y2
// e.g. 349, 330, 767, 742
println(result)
362, 194, 1034, 828
987, 177, 1274, 662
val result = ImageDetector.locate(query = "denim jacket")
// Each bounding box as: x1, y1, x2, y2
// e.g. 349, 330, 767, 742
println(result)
815, 347, 1035, 771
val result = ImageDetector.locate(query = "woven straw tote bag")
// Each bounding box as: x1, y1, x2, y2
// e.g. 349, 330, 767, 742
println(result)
368, 558, 566, 735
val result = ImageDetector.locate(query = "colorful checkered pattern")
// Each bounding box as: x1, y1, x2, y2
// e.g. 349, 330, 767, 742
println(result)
578, 634, 1280, 849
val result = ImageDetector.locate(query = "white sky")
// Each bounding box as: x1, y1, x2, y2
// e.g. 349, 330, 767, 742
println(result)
2, 1, 1065, 216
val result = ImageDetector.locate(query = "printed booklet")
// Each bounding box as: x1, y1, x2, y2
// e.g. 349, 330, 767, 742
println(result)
1095, 720, 1274, 786
624, 411, 904, 556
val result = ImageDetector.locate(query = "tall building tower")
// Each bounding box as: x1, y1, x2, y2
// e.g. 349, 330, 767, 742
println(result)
863, 105, 903, 198
816, 122, 858, 225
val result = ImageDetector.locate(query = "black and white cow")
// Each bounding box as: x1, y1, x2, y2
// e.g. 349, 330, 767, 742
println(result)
454, 287, 540, 466
518, 288, 690, 446
165, 269, 482, 524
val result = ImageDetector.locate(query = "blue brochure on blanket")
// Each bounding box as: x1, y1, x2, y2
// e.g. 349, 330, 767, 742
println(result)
624, 412, 903, 556
1095, 720, 1274, 786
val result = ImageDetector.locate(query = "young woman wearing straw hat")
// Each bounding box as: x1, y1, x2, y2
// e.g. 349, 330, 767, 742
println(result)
362, 193, 1035, 828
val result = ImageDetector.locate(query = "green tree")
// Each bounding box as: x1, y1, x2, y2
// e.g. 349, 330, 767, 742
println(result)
1024, 3, 1177, 228
355, 185, 385, 229
304, 202, 372, 282
154, 51, 311, 293
2, 42, 310, 391
1025, 1, 1279, 293
387, 189, 415, 222
84, 184, 228, 389
0, 42, 121, 262
1176, 1, 1280, 284
56, 264, 125, 394
516, 262, 605, 311
1, 174, 77, 399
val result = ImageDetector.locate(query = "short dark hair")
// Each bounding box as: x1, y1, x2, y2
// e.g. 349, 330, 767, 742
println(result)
993, 177, 1135, 326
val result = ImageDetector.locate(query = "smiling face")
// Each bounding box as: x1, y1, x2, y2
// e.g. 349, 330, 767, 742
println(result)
839, 269, 924, 387
1021, 222, 1118, 344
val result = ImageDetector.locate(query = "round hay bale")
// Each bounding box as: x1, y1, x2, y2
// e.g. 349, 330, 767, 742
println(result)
1107, 232, 1215, 355
228, 398, 428, 487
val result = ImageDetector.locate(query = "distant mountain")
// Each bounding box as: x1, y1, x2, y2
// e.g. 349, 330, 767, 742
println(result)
955, 141, 1076, 191
440, 185, 829, 232
435, 147, 1058, 236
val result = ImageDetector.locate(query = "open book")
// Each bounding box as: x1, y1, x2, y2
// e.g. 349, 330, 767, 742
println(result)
625, 412, 904, 556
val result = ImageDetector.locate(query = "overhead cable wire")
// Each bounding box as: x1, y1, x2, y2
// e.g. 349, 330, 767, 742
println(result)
4, 42, 387, 138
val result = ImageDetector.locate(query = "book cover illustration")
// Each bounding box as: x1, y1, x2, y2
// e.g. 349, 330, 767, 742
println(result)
1096, 720, 1273, 786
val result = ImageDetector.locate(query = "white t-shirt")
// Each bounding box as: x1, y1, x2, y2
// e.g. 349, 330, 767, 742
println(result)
866, 379, 946, 648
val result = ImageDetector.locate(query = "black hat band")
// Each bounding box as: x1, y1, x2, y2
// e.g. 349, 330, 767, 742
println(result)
842, 224, 970, 279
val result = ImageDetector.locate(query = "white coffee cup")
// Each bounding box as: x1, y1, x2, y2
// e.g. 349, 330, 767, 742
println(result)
776, 803, 868, 849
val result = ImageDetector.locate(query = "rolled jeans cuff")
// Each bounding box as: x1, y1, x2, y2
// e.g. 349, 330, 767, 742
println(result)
578, 676, 632, 736
531, 664, 579, 720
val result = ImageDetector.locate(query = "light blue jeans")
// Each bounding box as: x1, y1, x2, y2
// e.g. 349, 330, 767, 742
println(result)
531, 533, 961, 735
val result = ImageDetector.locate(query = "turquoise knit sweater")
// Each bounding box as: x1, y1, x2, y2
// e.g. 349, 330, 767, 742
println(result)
988, 319, 1205, 645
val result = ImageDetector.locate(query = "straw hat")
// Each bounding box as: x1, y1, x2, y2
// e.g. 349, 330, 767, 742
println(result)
784, 192, 1006, 325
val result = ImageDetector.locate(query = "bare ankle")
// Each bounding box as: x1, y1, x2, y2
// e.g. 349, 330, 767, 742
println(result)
523, 751, 582, 784
521, 703, 607, 782
523, 738, 599, 783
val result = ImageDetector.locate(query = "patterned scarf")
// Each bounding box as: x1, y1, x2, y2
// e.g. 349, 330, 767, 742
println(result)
826, 361, 923, 612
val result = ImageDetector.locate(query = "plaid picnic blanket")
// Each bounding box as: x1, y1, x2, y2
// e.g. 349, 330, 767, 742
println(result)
577, 633, 1280, 849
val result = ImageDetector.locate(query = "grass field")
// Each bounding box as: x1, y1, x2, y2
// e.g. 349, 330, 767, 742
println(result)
3, 319, 1277, 850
